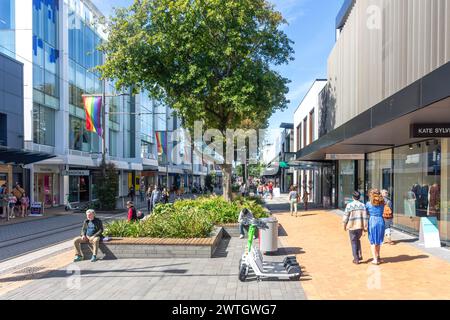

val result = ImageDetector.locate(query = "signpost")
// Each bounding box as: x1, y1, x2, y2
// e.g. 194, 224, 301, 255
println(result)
419, 217, 441, 248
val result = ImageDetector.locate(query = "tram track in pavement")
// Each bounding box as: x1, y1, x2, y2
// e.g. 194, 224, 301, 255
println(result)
0, 212, 128, 264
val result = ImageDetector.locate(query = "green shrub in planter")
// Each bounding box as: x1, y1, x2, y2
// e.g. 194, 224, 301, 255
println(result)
104, 195, 268, 238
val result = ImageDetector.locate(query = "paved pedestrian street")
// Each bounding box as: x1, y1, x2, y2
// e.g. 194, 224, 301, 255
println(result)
0, 237, 306, 300
274, 210, 450, 300
2, 197, 450, 300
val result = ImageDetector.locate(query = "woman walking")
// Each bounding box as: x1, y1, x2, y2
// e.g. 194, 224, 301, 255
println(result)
366, 189, 386, 265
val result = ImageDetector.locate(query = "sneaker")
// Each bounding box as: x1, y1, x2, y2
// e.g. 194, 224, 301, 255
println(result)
73, 255, 83, 262
239, 235, 244, 239
91, 255, 98, 262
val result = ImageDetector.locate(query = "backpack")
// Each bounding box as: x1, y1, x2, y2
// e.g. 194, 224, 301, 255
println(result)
130, 207, 138, 220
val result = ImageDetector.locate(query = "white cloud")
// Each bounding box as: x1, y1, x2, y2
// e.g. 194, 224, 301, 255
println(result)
270, 0, 309, 24
287, 79, 314, 103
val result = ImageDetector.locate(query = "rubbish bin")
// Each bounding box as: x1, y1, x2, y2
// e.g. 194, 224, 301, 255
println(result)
259, 217, 279, 253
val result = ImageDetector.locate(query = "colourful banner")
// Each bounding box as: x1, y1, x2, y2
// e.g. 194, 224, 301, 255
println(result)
83, 96, 103, 137
156, 131, 167, 155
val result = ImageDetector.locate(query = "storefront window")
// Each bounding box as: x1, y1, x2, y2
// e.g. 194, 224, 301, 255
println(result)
338, 160, 355, 209
34, 173, 59, 208
366, 149, 393, 200
393, 141, 442, 238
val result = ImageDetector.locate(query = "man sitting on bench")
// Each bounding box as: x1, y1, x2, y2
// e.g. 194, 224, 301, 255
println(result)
73, 209, 104, 263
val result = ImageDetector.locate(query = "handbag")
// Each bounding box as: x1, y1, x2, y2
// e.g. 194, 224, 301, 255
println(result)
383, 204, 393, 219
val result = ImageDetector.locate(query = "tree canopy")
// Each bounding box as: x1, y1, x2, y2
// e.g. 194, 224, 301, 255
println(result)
98, 0, 294, 200
99, 0, 293, 131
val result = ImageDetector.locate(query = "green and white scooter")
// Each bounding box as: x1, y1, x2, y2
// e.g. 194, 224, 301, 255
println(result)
238, 217, 302, 282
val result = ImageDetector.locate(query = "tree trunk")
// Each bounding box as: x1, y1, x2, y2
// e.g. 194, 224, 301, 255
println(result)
221, 164, 233, 202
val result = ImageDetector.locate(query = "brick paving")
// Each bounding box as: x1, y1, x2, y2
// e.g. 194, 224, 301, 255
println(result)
274, 209, 450, 300
0, 237, 306, 300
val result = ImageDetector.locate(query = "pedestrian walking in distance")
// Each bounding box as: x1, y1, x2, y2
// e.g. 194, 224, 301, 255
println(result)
288, 186, 300, 217
366, 189, 386, 265
343, 191, 369, 264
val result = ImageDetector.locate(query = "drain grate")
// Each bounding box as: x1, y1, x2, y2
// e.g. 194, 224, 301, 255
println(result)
13, 266, 46, 275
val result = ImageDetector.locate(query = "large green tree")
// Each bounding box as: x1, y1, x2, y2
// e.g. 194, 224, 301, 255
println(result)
99, 0, 294, 201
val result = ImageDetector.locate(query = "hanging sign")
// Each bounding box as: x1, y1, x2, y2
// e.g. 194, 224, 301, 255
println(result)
62, 170, 90, 176
411, 124, 450, 138
325, 154, 365, 160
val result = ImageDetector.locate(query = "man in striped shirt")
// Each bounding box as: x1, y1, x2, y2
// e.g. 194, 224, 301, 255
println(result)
343, 191, 369, 265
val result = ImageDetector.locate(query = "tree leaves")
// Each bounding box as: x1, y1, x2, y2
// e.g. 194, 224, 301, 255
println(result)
99, 0, 294, 133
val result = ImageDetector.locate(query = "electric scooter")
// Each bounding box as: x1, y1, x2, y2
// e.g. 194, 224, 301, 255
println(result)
238, 218, 302, 282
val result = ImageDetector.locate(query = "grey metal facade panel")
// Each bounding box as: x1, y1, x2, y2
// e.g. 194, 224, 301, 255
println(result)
421, 62, 450, 107
0, 54, 24, 150
343, 110, 372, 139
371, 81, 421, 129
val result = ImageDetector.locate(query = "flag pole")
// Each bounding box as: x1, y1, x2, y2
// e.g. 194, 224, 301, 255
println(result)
102, 80, 106, 174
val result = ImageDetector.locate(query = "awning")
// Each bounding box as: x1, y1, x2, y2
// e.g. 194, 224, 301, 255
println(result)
262, 163, 280, 176
0, 146, 56, 165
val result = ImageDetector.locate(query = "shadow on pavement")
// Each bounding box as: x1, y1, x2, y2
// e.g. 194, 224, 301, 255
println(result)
392, 238, 419, 244
212, 238, 230, 258
278, 225, 288, 236
267, 247, 305, 256
382, 254, 429, 264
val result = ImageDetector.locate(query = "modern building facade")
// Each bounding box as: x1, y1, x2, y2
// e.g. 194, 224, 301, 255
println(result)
1, 0, 158, 207
0, 52, 54, 200
295, 0, 450, 244
292, 80, 329, 206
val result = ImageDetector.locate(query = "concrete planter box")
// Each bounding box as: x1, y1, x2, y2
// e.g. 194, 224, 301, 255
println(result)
81, 227, 224, 259
220, 223, 240, 238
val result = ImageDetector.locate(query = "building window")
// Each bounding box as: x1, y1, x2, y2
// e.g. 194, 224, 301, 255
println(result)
33, 0, 59, 102
393, 141, 442, 236
0, 114, 7, 146
296, 124, 302, 150
309, 110, 315, 144
0, 0, 15, 57
109, 129, 118, 157
33, 104, 55, 146
303, 118, 307, 147
338, 160, 355, 209
69, 116, 100, 152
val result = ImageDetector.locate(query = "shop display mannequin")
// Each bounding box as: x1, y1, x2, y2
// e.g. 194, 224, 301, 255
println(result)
404, 188, 416, 217
428, 183, 440, 219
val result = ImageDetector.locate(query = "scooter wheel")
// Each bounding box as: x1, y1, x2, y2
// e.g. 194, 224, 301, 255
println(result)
289, 274, 301, 281
238, 265, 247, 282
65, 206, 69, 211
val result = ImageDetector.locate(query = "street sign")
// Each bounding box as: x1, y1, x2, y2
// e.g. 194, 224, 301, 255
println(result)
62, 170, 90, 176
419, 217, 441, 248
30, 202, 44, 216
325, 154, 365, 160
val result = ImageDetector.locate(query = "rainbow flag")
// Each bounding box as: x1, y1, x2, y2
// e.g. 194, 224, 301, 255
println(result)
83, 96, 103, 137
156, 131, 166, 155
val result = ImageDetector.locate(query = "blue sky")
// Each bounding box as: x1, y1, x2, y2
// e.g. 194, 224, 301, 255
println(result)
91, 0, 344, 130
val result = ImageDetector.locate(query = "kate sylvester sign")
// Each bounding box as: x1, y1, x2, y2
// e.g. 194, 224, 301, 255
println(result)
411, 124, 450, 138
